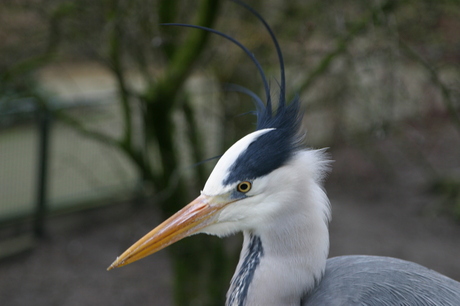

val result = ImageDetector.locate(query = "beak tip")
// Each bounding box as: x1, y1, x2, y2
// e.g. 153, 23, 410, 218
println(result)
107, 257, 120, 271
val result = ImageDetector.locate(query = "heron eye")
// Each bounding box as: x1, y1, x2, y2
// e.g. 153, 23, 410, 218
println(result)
237, 181, 252, 193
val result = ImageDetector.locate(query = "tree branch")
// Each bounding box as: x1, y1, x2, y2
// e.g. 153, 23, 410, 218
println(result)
106, 0, 134, 148
144, 0, 220, 107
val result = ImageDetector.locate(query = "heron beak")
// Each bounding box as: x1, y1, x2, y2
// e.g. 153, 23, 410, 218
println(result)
107, 194, 229, 270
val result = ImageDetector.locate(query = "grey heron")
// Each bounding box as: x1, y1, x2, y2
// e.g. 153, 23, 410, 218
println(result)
108, 1, 460, 305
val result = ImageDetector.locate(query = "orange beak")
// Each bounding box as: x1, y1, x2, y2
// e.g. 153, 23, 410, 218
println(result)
107, 194, 229, 270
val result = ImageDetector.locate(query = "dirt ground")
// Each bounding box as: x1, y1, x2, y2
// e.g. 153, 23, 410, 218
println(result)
1, 120, 460, 306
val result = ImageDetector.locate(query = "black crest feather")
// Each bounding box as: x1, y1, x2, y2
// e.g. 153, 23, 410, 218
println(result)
163, 0, 304, 185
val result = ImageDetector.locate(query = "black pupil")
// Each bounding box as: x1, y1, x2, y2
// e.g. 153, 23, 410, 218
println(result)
239, 183, 249, 192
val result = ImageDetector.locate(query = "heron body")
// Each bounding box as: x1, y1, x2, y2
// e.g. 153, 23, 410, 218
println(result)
306, 256, 460, 305
108, 1, 460, 305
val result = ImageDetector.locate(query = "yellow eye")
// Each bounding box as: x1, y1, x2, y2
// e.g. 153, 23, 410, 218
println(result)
237, 181, 252, 193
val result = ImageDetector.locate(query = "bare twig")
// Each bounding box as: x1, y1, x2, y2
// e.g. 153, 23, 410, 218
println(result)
55, 110, 120, 147
399, 39, 460, 135
293, 0, 398, 100
55, 109, 156, 182
105, 1, 134, 149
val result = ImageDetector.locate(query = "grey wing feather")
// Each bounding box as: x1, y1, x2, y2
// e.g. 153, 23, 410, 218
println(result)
303, 255, 460, 306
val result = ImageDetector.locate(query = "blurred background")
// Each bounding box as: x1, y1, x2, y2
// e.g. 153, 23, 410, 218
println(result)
1, 0, 459, 305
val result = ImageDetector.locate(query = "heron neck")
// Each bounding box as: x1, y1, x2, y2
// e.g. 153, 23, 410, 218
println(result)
227, 206, 330, 306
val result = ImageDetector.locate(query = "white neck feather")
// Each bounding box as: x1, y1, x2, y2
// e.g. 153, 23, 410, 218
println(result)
227, 150, 331, 306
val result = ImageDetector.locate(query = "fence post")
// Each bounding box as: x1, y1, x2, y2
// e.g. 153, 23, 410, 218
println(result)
34, 106, 52, 238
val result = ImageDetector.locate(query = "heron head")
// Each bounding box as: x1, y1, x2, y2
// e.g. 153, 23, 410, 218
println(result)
107, 98, 306, 270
